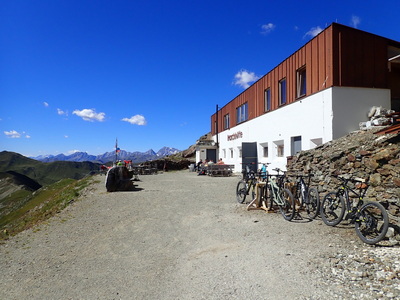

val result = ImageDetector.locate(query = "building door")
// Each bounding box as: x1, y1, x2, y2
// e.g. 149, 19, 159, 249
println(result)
206, 149, 217, 163
388, 46, 400, 111
242, 142, 258, 173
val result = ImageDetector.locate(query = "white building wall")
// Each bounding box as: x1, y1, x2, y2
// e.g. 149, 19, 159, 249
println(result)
214, 87, 391, 173
331, 87, 391, 139
216, 88, 334, 173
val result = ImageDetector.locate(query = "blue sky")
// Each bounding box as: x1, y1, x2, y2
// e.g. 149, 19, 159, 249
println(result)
1, 0, 400, 157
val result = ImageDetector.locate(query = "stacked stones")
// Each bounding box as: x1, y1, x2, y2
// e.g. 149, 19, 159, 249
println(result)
287, 128, 400, 241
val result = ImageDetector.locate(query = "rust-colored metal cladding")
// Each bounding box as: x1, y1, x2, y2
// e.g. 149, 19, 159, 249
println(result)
211, 23, 400, 135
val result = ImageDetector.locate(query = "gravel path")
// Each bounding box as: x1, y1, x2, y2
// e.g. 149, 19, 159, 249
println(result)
1, 171, 399, 299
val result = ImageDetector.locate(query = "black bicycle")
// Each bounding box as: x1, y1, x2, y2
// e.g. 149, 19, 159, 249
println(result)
320, 175, 389, 245
290, 173, 320, 220
236, 164, 257, 204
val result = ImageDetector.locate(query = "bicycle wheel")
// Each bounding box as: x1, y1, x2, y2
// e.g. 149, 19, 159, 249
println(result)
236, 180, 247, 204
355, 201, 389, 245
305, 187, 320, 219
278, 188, 295, 221
320, 192, 345, 226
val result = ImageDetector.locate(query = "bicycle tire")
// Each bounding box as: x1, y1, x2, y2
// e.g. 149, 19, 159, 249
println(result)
265, 185, 274, 211
355, 201, 389, 245
305, 187, 320, 219
236, 180, 247, 204
320, 192, 345, 226
279, 188, 296, 221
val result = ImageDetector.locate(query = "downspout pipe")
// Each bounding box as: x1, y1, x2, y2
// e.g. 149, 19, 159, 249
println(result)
215, 104, 219, 148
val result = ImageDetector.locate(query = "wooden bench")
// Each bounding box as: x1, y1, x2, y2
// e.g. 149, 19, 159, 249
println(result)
207, 164, 234, 177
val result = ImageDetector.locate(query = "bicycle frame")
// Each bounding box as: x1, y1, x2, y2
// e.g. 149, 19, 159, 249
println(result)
293, 175, 311, 204
268, 175, 285, 206
321, 175, 389, 244
337, 177, 368, 217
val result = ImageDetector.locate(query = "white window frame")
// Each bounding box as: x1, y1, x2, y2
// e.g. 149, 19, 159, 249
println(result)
236, 103, 248, 124
223, 113, 230, 129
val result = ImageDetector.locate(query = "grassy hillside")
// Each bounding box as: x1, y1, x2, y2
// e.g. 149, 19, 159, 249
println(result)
0, 176, 97, 241
0, 151, 100, 186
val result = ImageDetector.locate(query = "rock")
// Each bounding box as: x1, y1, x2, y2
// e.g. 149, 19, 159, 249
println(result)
105, 166, 135, 192
393, 178, 400, 187
369, 173, 382, 186
365, 158, 379, 170
347, 154, 356, 162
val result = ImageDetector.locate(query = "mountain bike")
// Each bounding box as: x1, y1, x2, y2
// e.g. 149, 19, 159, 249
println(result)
266, 168, 296, 221
236, 164, 257, 204
320, 175, 389, 245
246, 163, 270, 210
289, 173, 320, 219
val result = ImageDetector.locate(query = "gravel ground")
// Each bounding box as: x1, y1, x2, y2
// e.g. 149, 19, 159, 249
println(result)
0, 171, 399, 299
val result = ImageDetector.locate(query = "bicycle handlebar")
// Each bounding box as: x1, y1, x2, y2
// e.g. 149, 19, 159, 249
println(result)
335, 175, 366, 183
287, 173, 314, 178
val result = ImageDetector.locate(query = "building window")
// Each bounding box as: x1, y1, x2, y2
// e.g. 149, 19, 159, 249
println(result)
291, 136, 302, 155
277, 145, 284, 157
264, 88, 271, 112
238, 147, 242, 158
279, 78, 287, 105
236, 103, 248, 124
263, 146, 268, 158
274, 140, 284, 157
223, 149, 226, 158
296, 66, 306, 98
223, 114, 230, 129
230, 148, 234, 158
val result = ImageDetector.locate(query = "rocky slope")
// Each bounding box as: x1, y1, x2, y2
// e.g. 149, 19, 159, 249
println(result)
287, 127, 400, 242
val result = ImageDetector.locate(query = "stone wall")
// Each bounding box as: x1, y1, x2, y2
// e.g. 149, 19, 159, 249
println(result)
287, 128, 400, 239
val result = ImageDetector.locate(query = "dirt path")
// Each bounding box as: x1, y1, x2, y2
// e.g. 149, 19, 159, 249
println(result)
0, 171, 361, 299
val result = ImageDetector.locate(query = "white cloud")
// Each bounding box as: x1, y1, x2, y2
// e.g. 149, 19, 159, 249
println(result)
43, 102, 49, 107
64, 135, 69, 138
67, 149, 80, 154
25, 134, 31, 139
351, 15, 361, 28
4, 130, 21, 138
72, 108, 105, 122
304, 26, 323, 39
57, 108, 66, 115
121, 115, 147, 125
233, 70, 259, 89
261, 23, 276, 35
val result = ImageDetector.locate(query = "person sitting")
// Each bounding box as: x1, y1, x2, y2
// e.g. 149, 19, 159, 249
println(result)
217, 158, 224, 165
196, 160, 203, 172
198, 159, 209, 175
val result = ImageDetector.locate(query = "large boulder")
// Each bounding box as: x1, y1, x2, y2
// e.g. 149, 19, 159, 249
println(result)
105, 166, 135, 192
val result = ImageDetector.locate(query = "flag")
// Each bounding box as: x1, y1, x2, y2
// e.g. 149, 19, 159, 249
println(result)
115, 138, 120, 153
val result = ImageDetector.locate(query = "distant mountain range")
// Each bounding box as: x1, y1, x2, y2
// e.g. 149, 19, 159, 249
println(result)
0, 151, 100, 187
31, 147, 181, 164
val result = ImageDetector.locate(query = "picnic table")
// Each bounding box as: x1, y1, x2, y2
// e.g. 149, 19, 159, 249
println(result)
206, 164, 234, 177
